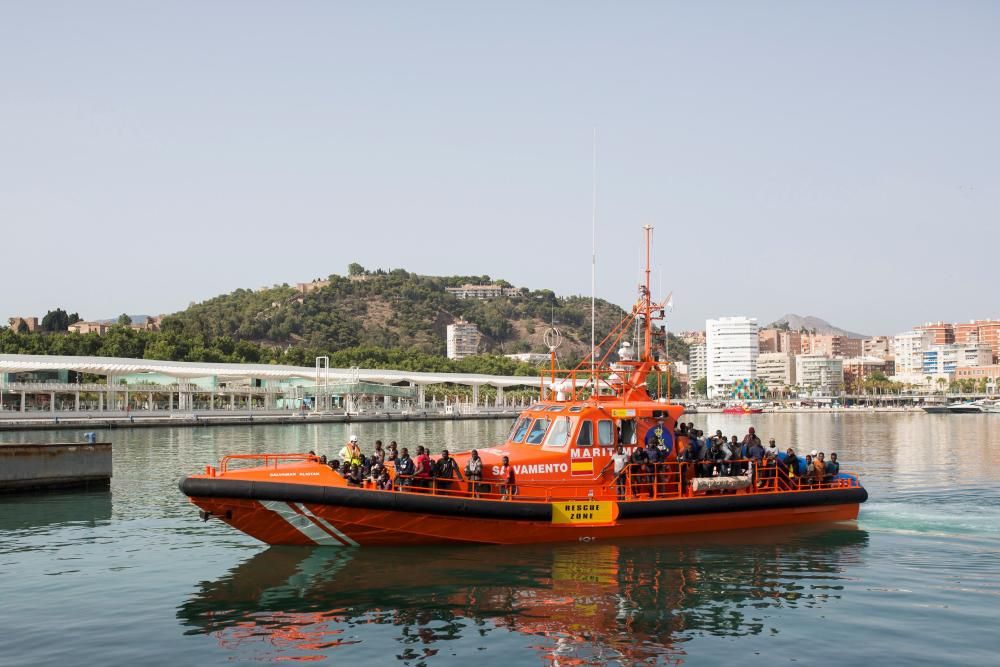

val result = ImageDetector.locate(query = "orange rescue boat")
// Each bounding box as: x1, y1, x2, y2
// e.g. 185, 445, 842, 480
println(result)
180, 227, 866, 546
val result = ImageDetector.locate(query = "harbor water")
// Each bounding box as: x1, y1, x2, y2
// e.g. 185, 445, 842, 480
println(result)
1, 413, 998, 666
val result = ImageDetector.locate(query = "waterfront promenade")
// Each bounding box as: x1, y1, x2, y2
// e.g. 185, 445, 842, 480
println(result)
0, 406, 520, 432
0, 353, 539, 427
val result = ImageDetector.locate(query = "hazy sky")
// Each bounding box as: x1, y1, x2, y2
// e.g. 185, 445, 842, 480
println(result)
2, 1, 998, 336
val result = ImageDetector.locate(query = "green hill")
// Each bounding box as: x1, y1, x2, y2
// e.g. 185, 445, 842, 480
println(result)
160, 265, 627, 361
3, 265, 689, 377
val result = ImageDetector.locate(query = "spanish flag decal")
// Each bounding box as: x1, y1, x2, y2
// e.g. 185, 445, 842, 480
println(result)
571, 455, 594, 477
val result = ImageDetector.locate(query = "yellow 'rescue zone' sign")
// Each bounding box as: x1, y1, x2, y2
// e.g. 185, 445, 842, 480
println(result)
551, 501, 618, 524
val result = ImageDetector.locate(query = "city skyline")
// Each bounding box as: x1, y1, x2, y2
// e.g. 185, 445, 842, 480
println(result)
3, 2, 999, 333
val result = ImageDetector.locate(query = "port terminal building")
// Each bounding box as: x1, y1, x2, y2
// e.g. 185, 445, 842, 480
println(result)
0, 354, 538, 416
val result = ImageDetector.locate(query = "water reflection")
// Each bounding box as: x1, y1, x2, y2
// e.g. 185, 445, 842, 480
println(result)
179, 526, 868, 665
0, 490, 112, 533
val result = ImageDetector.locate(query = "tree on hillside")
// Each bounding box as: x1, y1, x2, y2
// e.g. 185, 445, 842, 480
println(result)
666, 332, 689, 361
41, 308, 71, 332
347, 263, 365, 277
117, 314, 133, 326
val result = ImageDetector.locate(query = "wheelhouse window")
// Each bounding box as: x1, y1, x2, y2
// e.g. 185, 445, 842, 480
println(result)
524, 418, 551, 445
543, 416, 573, 449
620, 419, 637, 445
509, 417, 532, 443
597, 419, 614, 446
576, 420, 594, 446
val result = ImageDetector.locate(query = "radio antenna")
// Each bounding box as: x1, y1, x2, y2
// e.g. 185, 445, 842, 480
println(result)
591, 128, 597, 383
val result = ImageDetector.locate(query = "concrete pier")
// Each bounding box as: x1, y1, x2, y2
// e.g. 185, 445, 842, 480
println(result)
0, 442, 112, 492
0, 409, 520, 432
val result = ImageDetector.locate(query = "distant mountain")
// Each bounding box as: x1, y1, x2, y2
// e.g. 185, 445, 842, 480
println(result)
767, 314, 867, 339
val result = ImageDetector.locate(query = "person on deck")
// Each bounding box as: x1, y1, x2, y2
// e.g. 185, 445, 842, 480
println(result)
742, 427, 762, 449
645, 439, 663, 495
465, 449, 483, 497
386, 441, 399, 462
747, 436, 765, 485
369, 458, 385, 483
630, 442, 651, 496
434, 449, 464, 493
783, 448, 801, 487
372, 441, 386, 464
727, 435, 742, 475
825, 452, 840, 482
345, 464, 363, 487
414, 446, 432, 490
500, 455, 517, 499
395, 447, 414, 489
739, 427, 762, 474
765, 438, 779, 459
706, 437, 726, 477
339, 436, 363, 469
814, 452, 827, 486
600, 444, 629, 499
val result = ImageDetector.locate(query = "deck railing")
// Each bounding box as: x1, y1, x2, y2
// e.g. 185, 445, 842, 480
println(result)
342, 459, 861, 503
207, 454, 860, 503
216, 453, 320, 476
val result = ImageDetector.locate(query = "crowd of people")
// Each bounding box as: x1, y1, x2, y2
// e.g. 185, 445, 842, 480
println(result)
316, 423, 844, 500
322, 435, 518, 498
673, 422, 842, 488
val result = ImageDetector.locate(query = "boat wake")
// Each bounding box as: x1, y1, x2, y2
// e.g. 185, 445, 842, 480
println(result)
861, 488, 1000, 538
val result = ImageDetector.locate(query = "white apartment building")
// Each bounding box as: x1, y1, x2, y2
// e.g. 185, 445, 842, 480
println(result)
921, 343, 993, 377
795, 354, 844, 395
892, 330, 934, 382
757, 352, 796, 389
688, 344, 706, 378
446, 320, 481, 359
688, 343, 707, 397
706, 317, 758, 399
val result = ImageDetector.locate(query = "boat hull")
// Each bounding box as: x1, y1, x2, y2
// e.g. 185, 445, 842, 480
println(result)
181, 477, 866, 547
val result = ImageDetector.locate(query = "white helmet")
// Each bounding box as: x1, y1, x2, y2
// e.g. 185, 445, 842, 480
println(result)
350, 435, 358, 442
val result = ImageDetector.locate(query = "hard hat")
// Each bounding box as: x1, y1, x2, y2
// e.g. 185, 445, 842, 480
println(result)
350, 435, 358, 442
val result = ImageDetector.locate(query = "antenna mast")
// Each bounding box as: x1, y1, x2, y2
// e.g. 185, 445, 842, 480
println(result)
591, 128, 597, 384
643, 225, 653, 361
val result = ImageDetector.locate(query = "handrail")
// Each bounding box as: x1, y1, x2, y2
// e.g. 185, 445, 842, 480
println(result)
219, 453, 319, 475
208, 454, 861, 502
343, 458, 861, 503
